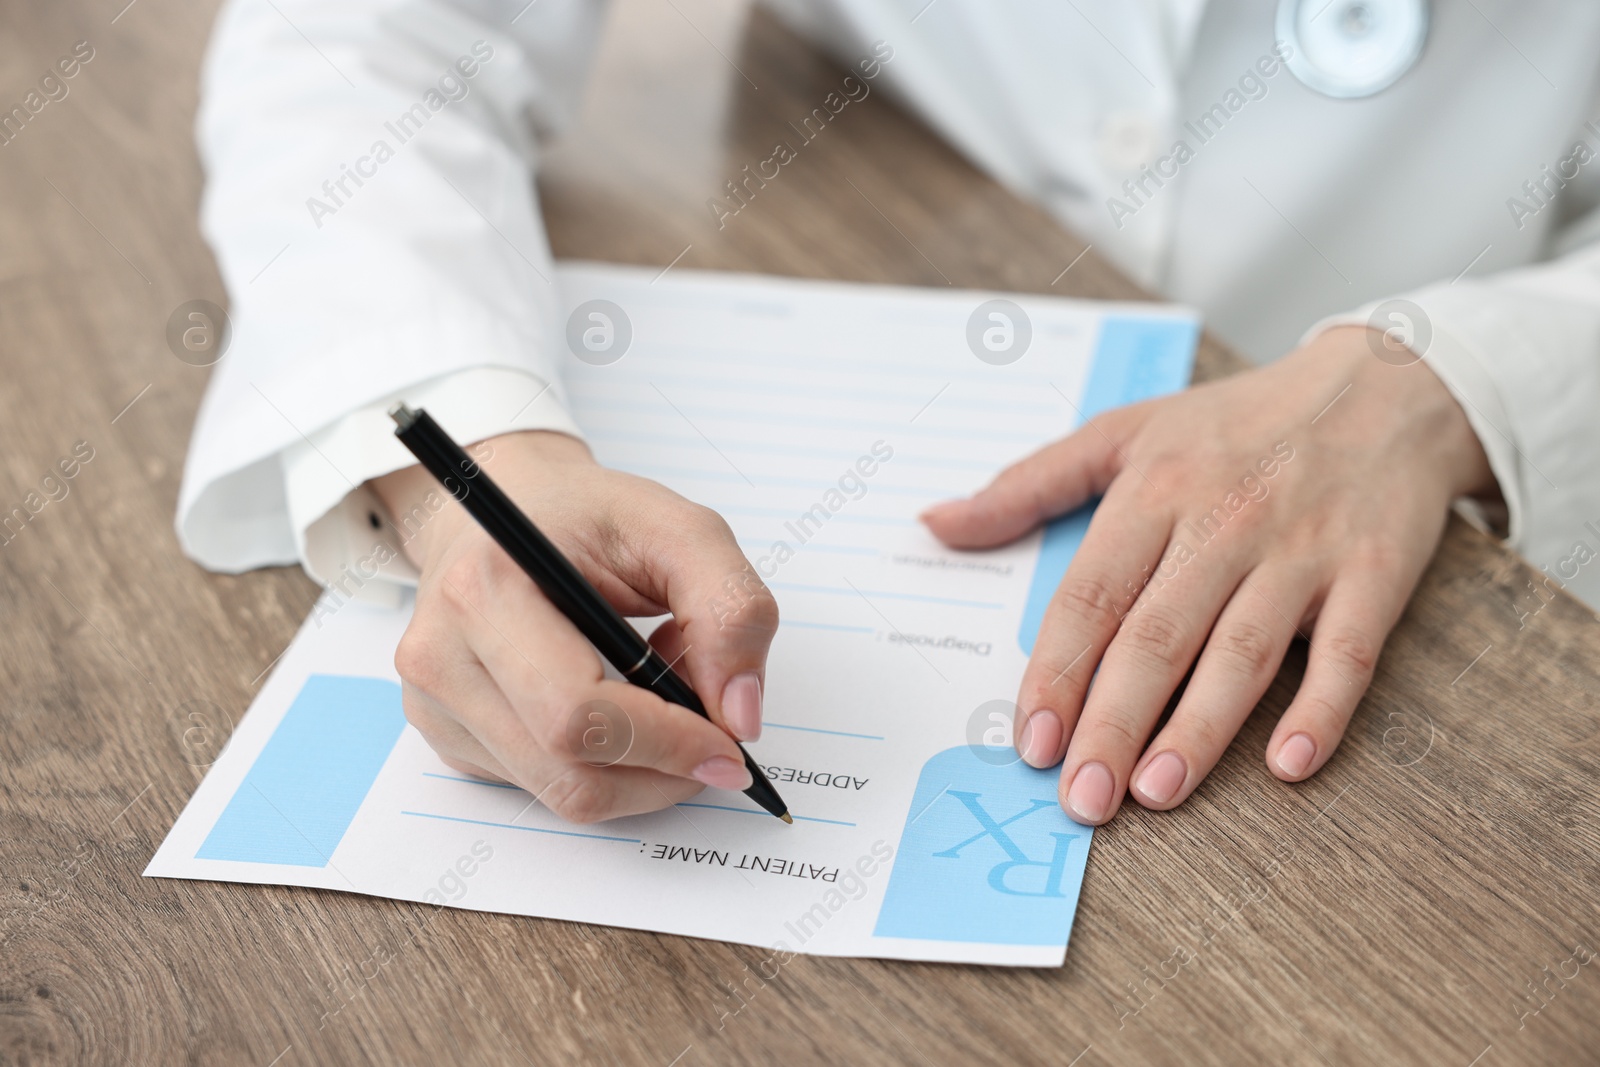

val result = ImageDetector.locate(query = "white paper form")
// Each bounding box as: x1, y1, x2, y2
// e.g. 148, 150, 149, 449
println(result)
147, 264, 1198, 967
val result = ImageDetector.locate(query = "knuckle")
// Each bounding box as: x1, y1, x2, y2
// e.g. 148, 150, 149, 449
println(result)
1117, 604, 1188, 666
1140, 449, 1188, 483
1088, 712, 1146, 753
744, 583, 779, 627
1182, 713, 1227, 755
716, 577, 779, 636
584, 500, 630, 570
1350, 540, 1406, 578
1321, 629, 1381, 678
437, 554, 496, 618
1220, 503, 1270, 542
1210, 620, 1280, 680
1055, 574, 1128, 630
1294, 691, 1348, 730
684, 500, 734, 540
394, 631, 442, 694
1030, 650, 1089, 694
540, 769, 614, 825
530, 692, 581, 752
1126, 473, 1173, 514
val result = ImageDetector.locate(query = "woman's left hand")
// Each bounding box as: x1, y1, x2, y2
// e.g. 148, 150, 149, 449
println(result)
921, 325, 1497, 824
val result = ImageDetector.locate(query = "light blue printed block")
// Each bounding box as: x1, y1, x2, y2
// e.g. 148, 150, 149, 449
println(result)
197, 675, 405, 867
1019, 315, 1198, 654
874, 746, 1090, 946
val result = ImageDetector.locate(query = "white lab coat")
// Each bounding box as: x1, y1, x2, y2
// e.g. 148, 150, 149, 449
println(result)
181, 0, 1600, 612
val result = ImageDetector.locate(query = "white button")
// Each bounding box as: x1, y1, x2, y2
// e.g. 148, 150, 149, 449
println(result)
1096, 110, 1159, 173
1276, 0, 1429, 99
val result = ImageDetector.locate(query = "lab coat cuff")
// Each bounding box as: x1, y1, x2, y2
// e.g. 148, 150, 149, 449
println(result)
283, 366, 582, 606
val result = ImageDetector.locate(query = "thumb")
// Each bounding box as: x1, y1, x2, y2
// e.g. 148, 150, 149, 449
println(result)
634, 503, 778, 744
921, 416, 1127, 548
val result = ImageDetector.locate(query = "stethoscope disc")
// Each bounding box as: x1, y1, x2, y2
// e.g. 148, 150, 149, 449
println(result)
1275, 0, 1429, 99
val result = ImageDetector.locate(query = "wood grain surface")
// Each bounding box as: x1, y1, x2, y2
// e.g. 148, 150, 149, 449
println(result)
2, 1, 1598, 1064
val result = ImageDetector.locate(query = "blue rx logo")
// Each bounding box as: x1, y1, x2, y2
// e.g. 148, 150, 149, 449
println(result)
933, 791, 1080, 898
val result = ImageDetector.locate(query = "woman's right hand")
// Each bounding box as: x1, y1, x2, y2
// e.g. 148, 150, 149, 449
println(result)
370, 430, 778, 823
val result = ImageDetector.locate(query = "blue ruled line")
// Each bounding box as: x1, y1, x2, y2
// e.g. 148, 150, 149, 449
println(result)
586, 431, 999, 470
576, 339, 1060, 385
568, 373, 1059, 414
580, 400, 1044, 442
422, 772, 519, 790
779, 621, 875, 634
617, 464, 951, 497
678, 802, 857, 827
769, 581, 1003, 610
737, 540, 879, 557
400, 810, 640, 843
709, 505, 916, 526
764, 722, 885, 741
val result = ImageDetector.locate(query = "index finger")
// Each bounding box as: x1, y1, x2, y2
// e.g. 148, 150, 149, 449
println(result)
617, 497, 780, 744
1014, 476, 1174, 768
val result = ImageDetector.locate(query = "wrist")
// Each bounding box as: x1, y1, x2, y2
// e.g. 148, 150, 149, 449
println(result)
1301, 326, 1498, 501
371, 430, 593, 568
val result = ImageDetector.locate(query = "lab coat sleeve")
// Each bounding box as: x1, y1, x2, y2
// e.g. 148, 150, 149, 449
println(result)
176, 0, 607, 587
1304, 232, 1600, 613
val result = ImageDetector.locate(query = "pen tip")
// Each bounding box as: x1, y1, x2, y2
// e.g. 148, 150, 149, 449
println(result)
779, 812, 794, 825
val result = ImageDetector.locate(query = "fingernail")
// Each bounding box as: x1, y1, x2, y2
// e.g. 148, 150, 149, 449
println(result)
919, 500, 960, 523
721, 672, 763, 741
1276, 733, 1316, 778
1066, 761, 1114, 824
1018, 710, 1063, 767
1135, 751, 1187, 805
692, 756, 752, 791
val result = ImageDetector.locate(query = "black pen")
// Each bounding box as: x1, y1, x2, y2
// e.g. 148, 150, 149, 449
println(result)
389, 403, 792, 824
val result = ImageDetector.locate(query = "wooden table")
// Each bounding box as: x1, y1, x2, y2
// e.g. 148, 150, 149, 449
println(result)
3, 1, 1598, 1064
